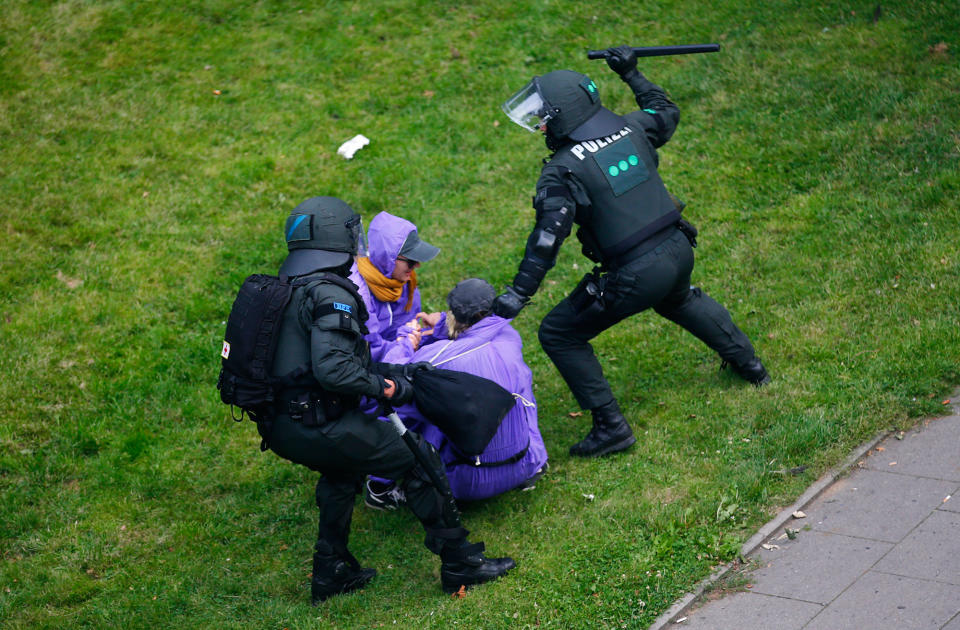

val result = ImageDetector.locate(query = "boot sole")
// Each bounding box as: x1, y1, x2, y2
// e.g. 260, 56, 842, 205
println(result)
363, 499, 400, 511
570, 434, 636, 458
441, 561, 516, 594
441, 572, 507, 594
312, 569, 376, 605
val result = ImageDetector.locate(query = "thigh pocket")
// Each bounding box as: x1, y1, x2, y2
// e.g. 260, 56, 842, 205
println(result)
568, 274, 606, 318
321, 418, 385, 460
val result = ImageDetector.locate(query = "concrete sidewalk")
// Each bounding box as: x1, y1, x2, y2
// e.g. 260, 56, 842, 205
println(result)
651, 393, 960, 630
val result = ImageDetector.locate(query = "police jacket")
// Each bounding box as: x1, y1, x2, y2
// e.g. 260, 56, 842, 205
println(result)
510, 75, 682, 298
271, 271, 389, 406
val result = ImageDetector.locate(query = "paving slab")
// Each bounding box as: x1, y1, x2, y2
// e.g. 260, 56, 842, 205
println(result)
873, 509, 960, 585
808, 469, 955, 542
802, 571, 960, 630
939, 490, 960, 514
864, 414, 960, 481
678, 591, 822, 630
749, 530, 893, 604
649, 402, 960, 630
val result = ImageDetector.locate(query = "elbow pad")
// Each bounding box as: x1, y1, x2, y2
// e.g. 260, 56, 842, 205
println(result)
512, 186, 576, 298
530, 228, 558, 260
514, 255, 550, 297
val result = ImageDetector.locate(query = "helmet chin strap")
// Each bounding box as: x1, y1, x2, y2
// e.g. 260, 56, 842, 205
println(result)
544, 126, 566, 151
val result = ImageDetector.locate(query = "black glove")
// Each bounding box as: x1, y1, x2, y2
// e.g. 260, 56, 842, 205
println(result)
387, 376, 415, 406
492, 286, 530, 319
371, 362, 403, 377
402, 361, 435, 379
605, 45, 638, 79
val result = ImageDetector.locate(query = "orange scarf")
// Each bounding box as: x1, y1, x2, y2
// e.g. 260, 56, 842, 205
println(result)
356, 257, 417, 312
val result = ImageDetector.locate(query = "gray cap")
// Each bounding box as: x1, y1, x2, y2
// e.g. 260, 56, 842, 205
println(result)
538, 69, 626, 141
279, 196, 361, 277
447, 278, 496, 323
399, 230, 440, 263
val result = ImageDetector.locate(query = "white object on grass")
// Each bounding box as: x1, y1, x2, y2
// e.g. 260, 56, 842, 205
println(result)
337, 134, 370, 159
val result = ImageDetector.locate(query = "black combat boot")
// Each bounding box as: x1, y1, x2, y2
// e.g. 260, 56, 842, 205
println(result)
569, 400, 636, 457
722, 357, 771, 386
311, 541, 376, 605
440, 541, 516, 594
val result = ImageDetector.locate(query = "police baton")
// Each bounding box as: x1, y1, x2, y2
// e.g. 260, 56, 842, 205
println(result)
386, 409, 460, 515
586, 44, 720, 60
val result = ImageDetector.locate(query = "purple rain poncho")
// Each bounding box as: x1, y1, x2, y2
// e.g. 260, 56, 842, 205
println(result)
393, 315, 548, 501
348, 211, 446, 364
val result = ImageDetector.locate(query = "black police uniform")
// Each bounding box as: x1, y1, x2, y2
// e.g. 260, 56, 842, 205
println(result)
496, 53, 768, 457
535, 78, 759, 409
259, 197, 513, 603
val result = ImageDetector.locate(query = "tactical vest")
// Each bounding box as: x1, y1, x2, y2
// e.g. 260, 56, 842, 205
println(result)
548, 122, 680, 263
269, 273, 371, 427
272, 272, 370, 382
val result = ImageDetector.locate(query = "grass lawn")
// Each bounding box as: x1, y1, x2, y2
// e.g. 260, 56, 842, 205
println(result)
1, 1, 958, 628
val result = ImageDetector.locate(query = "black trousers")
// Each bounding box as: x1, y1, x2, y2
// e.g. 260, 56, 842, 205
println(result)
266, 409, 461, 556
538, 228, 757, 410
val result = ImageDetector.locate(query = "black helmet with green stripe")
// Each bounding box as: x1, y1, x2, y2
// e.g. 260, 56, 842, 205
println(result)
501, 70, 626, 141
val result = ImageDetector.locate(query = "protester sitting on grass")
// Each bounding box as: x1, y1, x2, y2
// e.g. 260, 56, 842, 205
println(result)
349, 211, 444, 363
365, 278, 548, 508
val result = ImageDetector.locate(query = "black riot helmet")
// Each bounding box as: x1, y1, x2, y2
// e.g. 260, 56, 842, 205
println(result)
279, 196, 363, 277
501, 70, 626, 142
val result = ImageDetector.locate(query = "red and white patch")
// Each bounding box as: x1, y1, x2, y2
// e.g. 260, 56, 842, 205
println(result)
221, 341, 231, 359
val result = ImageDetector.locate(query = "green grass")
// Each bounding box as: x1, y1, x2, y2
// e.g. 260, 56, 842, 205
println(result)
1, 0, 958, 627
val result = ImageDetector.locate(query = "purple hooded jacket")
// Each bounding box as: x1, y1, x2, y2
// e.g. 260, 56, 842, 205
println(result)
394, 315, 548, 501
348, 212, 444, 364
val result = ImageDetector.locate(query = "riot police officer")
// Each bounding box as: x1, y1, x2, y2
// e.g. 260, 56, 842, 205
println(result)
494, 46, 770, 458
262, 196, 514, 603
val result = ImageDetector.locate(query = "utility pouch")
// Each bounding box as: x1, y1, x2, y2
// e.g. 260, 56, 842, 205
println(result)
287, 392, 312, 423
569, 270, 606, 318
321, 392, 355, 423
281, 390, 334, 428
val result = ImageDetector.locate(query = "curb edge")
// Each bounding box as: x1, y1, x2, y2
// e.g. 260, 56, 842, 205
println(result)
645, 429, 889, 630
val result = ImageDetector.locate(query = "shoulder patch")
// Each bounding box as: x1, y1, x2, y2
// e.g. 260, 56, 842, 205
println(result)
591, 136, 649, 196
333, 302, 352, 313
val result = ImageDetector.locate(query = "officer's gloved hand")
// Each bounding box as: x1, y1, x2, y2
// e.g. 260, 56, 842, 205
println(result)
372, 361, 404, 377
605, 45, 638, 80
386, 376, 415, 406
402, 361, 435, 380
492, 287, 530, 319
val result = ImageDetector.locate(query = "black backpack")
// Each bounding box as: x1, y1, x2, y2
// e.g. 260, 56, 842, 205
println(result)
217, 271, 369, 424
217, 274, 298, 422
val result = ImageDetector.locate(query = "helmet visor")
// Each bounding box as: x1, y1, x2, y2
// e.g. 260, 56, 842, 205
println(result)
501, 80, 549, 132
347, 214, 367, 258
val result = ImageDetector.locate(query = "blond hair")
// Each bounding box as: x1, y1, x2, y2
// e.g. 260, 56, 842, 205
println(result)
446, 311, 473, 340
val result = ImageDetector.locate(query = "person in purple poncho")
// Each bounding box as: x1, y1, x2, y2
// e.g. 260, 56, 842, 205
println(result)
349, 211, 445, 364
365, 278, 548, 507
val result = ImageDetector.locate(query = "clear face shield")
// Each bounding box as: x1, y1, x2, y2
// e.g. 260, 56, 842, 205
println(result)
346, 215, 368, 258
501, 78, 552, 132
